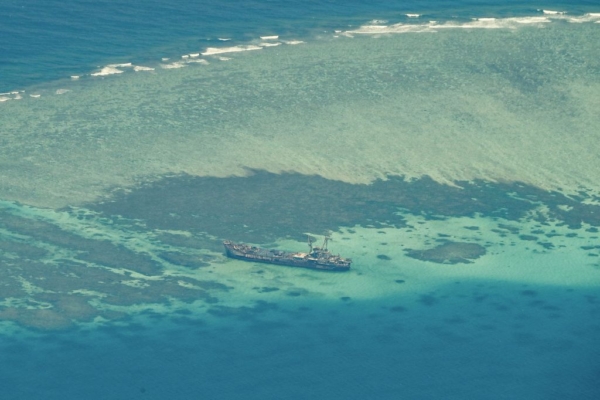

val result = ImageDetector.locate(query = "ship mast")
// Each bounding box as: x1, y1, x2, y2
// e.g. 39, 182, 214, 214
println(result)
307, 235, 314, 253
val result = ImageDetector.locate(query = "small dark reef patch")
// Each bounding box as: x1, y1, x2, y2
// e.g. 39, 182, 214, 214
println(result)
405, 241, 486, 264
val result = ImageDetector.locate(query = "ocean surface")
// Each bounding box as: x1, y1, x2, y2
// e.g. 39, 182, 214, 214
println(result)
1, 1, 600, 399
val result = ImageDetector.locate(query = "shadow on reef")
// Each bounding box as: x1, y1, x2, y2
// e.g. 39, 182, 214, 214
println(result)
88, 170, 600, 245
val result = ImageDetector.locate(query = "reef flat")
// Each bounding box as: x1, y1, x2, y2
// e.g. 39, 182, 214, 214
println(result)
0, 171, 598, 330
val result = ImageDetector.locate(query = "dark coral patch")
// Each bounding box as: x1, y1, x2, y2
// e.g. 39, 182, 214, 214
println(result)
405, 242, 486, 264
419, 295, 438, 306
89, 171, 600, 245
519, 234, 538, 241
255, 287, 280, 293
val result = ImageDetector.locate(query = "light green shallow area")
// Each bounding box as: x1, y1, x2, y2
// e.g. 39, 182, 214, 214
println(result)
1, 19, 599, 208
0, 197, 598, 331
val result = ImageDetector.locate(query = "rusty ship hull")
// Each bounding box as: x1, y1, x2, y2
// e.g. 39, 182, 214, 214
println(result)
223, 240, 351, 271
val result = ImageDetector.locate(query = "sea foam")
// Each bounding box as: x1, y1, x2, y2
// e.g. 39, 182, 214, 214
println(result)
260, 42, 281, 47
202, 45, 262, 56
346, 15, 555, 34
91, 66, 125, 76
185, 59, 209, 64
566, 12, 600, 23
160, 62, 187, 69
542, 10, 565, 15
133, 66, 155, 72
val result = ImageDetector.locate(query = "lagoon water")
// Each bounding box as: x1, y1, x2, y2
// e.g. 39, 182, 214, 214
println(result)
1, 1, 600, 399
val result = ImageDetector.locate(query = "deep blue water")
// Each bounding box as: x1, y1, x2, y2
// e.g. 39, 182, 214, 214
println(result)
1, 1, 600, 399
1, 0, 598, 92
1, 282, 599, 400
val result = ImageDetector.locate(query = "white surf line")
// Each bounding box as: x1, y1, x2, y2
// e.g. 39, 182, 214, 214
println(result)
133, 65, 155, 71
2, 90, 37, 101
260, 42, 281, 47
345, 11, 600, 35
91, 66, 125, 76
90, 63, 135, 76
201, 44, 263, 56
542, 10, 565, 15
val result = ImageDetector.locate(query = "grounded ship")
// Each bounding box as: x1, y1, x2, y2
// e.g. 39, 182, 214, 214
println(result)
223, 237, 351, 271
